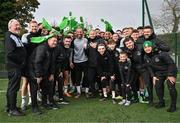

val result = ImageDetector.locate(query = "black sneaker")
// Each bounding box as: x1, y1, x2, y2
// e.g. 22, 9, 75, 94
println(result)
131, 98, 139, 104
32, 108, 42, 115
8, 110, 25, 117
99, 97, 107, 102
58, 98, 69, 105
155, 102, 165, 109
49, 103, 59, 110
167, 106, 176, 113
41, 103, 51, 110
89, 93, 96, 98
148, 101, 154, 107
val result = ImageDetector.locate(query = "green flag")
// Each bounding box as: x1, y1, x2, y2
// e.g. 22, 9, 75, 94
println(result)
31, 34, 54, 44
59, 17, 69, 30
42, 18, 52, 31
101, 19, 113, 32
69, 17, 78, 31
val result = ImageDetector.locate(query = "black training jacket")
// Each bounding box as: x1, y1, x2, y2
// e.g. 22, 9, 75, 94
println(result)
28, 42, 55, 78
144, 51, 177, 77
4, 31, 26, 71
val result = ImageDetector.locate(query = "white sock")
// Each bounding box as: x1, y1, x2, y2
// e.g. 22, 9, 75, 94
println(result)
140, 89, 144, 95
28, 96, 32, 104
64, 86, 68, 93
21, 96, 26, 105
112, 91, 115, 99
103, 88, 107, 97
85, 88, 89, 93
76, 86, 81, 94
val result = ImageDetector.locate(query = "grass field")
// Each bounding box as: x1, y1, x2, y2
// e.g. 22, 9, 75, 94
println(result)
0, 75, 180, 122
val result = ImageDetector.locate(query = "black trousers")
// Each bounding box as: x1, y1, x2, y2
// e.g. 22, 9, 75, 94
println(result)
74, 62, 88, 86
87, 67, 97, 94
6, 69, 21, 111
141, 71, 153, 102
54, 72, 64, 99
28, 76, 38, 109
28, 75, 55, 108
121, 83, 131, 100
130, 71, 139, 100
155, 76, 177, 107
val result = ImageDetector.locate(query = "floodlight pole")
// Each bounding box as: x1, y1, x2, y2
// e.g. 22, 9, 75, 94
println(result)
142, 0, 154, 30
142, 0, 145, 26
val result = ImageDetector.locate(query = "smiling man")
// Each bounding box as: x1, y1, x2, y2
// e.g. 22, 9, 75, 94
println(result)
5, 19, 27, 116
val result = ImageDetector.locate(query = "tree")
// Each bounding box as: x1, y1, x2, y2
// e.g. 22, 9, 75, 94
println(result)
153, 0, 180, 33
0, 0, 40, 36
14, 0, 40, 27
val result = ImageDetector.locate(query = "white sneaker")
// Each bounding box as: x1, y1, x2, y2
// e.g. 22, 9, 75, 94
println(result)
118, 99, 126, 105
21, 102, 26, 111
124, 100, 131, 106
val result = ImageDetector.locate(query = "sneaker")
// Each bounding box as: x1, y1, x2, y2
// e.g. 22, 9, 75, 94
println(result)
49, 103, 59, 110
89, 93, 96, 98
64, 92, 72, 97
131, 98, 139, 104
32, 108, 42, 115
167, 106, 176, 113
124, 100, 131, 106
115, 95, 123, 100
21, 103, 26, 112
74, 93, 81, 99
139, 95, 149, 104
41, 103, 51, 110
118, 99, 126, 105
148, 101, 154, 107
8, 110, 25, 117
155, 102, 165, 109
58, 98, 69, 105
99, 97, 107, 102
112, 99, 117, 104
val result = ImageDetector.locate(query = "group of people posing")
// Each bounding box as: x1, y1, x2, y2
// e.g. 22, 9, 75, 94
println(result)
4, 18, 178, 116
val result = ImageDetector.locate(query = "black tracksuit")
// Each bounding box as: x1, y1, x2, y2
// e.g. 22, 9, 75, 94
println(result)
107, 48, 120, 82
86, 37, 105, 93
97, 51, 114, 89
4, 31, 26, 111
28, 42, 55, 109
118, 60, 132, 100
123, 45, 152, 101
54, 42, 72, 98
144, 51, 177, 108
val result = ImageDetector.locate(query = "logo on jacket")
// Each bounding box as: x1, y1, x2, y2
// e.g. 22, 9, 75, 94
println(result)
155, 57, 160, 62
124, 66, 128, 69
137, 51, 141, 56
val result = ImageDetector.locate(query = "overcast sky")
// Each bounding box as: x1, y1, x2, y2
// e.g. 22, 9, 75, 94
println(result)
34, 0, 164, 32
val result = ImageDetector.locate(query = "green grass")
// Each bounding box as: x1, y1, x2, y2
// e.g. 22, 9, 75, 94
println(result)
0, 76, 180, 122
